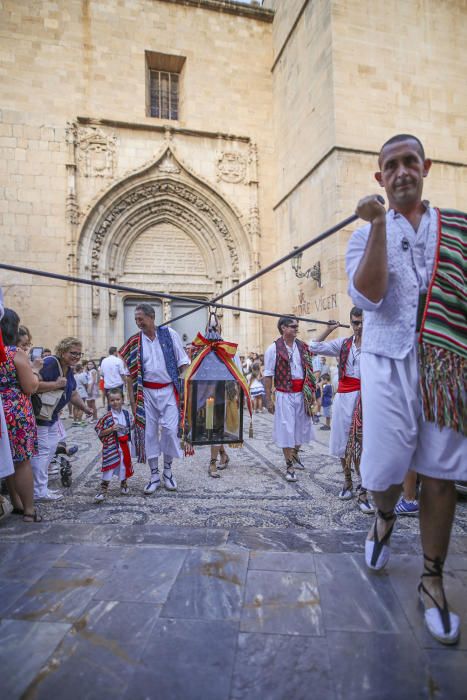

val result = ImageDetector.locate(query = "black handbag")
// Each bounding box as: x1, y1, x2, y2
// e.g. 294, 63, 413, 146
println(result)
31, 392, 42, 417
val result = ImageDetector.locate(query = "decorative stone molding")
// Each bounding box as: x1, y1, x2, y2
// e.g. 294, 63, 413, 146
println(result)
247, 142, 258, 183
76, 126, 117, 178
216, 151, 247, 183
66, 193, 79, 226
247, 206, 260, 239
157, 151, 180, 174
90, 181, 240, 275
91, 283, 100, 317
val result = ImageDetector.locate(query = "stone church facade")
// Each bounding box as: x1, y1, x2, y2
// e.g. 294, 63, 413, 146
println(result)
1, 0, 466, 356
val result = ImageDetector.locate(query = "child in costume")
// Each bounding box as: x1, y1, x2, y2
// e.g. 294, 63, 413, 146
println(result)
94, 388, 134, 502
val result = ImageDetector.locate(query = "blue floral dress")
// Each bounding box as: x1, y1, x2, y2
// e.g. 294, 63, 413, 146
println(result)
0, 346, 37, 461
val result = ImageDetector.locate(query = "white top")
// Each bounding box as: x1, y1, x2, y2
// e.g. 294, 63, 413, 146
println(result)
310, 337, 360, 379
142, 327, 189, 383
345, 205, 438, 359
263, 340, 304, 379
100, 355, 129, 389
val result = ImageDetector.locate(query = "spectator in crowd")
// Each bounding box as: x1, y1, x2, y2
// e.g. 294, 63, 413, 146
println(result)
100, 346, 129, 404
31, 337, 92, 501
319, 373, 333, 431
98, 356, 106, 408
43, 348, 52, 357
0, 308, 41, 522
249, 361, 265, 413
0, 291, 16, 520
73, 363, 89, 426
17, 325, 32, 353
85, 360, 99, 421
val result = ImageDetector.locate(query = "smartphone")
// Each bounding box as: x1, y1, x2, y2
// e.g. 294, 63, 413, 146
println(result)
30, 347, 43, 361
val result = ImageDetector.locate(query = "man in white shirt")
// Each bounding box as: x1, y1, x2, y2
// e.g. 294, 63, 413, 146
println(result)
263, 316, 315, 482
120, 303, 189, 494
346, 133, 465, 645
309, 308, 373, 514
100, 347, 128, 401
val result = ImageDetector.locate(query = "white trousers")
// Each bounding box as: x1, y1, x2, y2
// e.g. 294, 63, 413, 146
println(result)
329, 391, 359, 458
144, 386, 182, 460
30, 422, 61, 498
102, 452, 126, 482
0, 400, 14, 478
273, 391, 314, 448
360, 344, 466, 492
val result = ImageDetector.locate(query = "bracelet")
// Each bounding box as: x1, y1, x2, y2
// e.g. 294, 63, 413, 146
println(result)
32, 371, 40, 377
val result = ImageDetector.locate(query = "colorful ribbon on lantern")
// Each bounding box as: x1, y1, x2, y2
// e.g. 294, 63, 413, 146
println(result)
181, 333, 253, 453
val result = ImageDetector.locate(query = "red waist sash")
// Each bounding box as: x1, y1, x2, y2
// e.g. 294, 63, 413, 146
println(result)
142, 380, 172, 389
276, 379, 304, 393
337, 376, 361, 393
118, 434, 134, 479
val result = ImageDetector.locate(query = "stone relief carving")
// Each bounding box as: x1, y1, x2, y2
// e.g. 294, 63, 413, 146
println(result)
66, 193, 79, 226
216, 151, 247, 183
157, 151, 180, 174
247, 206, 260, 238
76, 126, 117, 178
90, 182, 239, 275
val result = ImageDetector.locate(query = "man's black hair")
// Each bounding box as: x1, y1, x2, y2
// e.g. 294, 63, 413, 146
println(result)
379, 134, 425, 165
350, 306, 362, 318
109, 346, 117, 355
277, 316, 297, 334
0, 308, 20, 345
135, 303, 155, 319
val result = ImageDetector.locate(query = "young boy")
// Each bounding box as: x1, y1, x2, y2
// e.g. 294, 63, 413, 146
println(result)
94, 388, 134, 502
319, 373, 333, 431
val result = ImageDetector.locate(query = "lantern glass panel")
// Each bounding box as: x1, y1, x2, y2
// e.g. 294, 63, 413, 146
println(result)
187, 352, 244, 445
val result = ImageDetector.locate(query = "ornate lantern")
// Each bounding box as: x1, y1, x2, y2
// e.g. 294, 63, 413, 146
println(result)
182, 315, 252, 448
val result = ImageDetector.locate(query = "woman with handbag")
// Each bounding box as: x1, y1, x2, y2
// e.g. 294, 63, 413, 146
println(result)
31, 336, 92, 501
0, 308, 42, 522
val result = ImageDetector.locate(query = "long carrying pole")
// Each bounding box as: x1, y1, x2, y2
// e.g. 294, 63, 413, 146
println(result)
0, 263, 347, 327
160, 210, 362, 328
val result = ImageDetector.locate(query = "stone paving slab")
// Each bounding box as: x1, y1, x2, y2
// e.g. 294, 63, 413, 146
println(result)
0, 413, 466, 699
0, 534, 465, 699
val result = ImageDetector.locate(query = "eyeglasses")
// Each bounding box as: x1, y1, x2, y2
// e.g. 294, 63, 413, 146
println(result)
68, 351, 83, 357
351, 320, 362, 327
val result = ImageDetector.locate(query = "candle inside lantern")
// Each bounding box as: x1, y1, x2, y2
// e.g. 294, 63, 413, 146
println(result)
205, 396, 215, 430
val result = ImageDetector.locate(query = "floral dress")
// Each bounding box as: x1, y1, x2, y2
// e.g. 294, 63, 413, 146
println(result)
0, 346, 37, 461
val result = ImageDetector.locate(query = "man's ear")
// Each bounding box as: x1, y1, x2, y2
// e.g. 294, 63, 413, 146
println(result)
423, 158, 432, 177
374, 171, 383, 187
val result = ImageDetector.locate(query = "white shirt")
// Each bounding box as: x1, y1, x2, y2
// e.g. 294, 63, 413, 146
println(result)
310, 337, 360, 379
142, 327, 189, 383
100, 355, 128, 389
347, 206, 434, 313
263, 340, 304, 379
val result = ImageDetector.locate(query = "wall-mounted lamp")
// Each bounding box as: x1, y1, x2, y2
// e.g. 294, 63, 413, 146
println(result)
291, 247, 321, 286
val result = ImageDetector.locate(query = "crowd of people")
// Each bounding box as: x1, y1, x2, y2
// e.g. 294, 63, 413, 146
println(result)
0, 133, 465, 648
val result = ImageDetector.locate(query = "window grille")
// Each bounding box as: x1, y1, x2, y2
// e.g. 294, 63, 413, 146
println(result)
149, 70, 179, 120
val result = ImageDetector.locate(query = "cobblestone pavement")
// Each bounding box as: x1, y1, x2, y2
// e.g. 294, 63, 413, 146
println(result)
1, 410, 466, 699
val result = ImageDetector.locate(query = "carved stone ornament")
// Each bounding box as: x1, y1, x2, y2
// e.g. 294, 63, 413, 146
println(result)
216, 152, 247, 183
76, 127, 117, 178
90, 182, 239, 275
157, 151, 180, 174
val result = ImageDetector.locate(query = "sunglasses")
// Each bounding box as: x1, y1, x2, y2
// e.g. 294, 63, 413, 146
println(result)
351, 320, 362, 327
68, 351, 83, 357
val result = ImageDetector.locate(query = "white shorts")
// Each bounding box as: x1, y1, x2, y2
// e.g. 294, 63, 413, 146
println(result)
360, 344, 466, 492
273, 391, 315, 448
329, 391, 359, 458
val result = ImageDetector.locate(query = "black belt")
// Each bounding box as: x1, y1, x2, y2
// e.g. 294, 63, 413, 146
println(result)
416, 293, 427, 332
